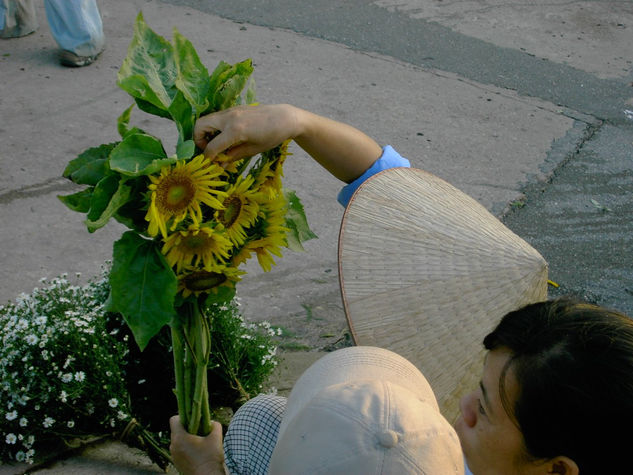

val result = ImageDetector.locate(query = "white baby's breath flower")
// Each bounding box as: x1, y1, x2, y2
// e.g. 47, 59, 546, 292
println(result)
43, 417, 54, 428
19, 417, 28, 427
5, 410, 18, 421
117, 410, 128, 420
61, 373, 72, 383
67, 420, 75, 428
5, 433, 17, 444
60, 390, 68, 403
15, 450, 26, 462
25, 334, 39, 345
108, 398, 118, 408
74, 371, 85, 382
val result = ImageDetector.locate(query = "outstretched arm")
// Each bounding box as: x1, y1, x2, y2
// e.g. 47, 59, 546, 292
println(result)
193, 104, 383, 183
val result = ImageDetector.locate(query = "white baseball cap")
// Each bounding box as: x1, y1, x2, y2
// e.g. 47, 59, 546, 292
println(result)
268, 346, 464, 474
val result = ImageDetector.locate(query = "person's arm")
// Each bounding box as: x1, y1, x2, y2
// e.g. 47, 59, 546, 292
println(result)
169, 416, 228, 475
193, 104, 383, 183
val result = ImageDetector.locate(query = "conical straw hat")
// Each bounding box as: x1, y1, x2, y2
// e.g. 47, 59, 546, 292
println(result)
338, 167, 548, 423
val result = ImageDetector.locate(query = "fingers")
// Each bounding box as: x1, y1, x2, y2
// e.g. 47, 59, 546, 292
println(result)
202, 132, 244, 161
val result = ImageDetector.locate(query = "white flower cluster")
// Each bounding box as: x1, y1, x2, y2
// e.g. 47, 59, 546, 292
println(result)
0, 273, 131, 464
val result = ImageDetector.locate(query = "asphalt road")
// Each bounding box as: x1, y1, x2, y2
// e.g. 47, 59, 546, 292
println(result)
164, 0, 633, 316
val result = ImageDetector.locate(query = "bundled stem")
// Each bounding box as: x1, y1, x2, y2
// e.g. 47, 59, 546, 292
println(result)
171, 297, 213, 436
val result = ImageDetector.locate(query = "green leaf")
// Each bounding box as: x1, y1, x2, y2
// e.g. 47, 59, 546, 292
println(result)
117, 104, 134, 138
176, 139, 195, 159
63, 143, 117, 186
110, 231, 177, 350
173, 29, 210, 113
245, 77, 257, 105
204, 59, 254, 113
85, 176, 132, 232
117, 12, 177, 113
203, 286, 236, 308
135, 97, 172, 119
283, 189, 317, 252
109, 133, 175, 177
117, 104, 146, 139
168, 89, 194, 143
58, 188, 93, 213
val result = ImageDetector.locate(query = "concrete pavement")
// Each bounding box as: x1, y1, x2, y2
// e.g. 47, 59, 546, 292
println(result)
1, 0, 631, 471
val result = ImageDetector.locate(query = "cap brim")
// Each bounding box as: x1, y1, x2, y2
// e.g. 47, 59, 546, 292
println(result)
338, 167, 548, 423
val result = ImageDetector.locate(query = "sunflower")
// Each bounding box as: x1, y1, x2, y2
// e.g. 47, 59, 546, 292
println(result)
214, 174, 260, 246
231, 239, 280, 272
177, 264, 244, 298
161, 224, 233, 273
145, 155, 227, 238
214, 152, 244, 174
240, 194, 289, 272
252, 140, 291, 200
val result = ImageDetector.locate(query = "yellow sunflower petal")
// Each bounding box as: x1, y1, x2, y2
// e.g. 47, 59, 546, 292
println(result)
145, 155, 228, 238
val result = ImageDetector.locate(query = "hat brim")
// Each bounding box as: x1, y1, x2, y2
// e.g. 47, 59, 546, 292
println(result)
338, 167, 548, 423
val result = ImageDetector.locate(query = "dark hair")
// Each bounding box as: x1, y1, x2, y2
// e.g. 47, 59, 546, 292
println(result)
483, 297, 633, 474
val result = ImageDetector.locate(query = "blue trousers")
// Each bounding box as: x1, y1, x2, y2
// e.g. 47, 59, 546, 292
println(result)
0, 0, 104, 56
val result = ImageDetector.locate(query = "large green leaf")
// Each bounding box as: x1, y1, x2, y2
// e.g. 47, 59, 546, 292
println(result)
110, 231, 177, 351
117, 12, 177, 113
58, 188, 93, 213
109, 133, 176, 177
173, 29, 210, 113
63, 143, 117, 186
283, 189, 317, 252
85, 176, 132, 233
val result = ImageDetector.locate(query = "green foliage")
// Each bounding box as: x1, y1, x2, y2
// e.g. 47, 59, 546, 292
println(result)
58, 13, 316, 352
284, 189, 318, 252
109, 232, 177, 350
0, 270, 279, 465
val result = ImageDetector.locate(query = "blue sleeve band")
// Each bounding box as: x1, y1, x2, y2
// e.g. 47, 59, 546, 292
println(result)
337, 145, 411, 207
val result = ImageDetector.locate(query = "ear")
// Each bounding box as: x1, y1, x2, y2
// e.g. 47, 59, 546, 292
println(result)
547, 456, 579, 475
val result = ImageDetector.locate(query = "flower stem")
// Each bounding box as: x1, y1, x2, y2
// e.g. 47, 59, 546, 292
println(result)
170, 322, 188, 429
172, 297, 213, 436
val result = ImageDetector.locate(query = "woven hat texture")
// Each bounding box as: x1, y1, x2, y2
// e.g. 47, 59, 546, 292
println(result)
338, 167, 548, 423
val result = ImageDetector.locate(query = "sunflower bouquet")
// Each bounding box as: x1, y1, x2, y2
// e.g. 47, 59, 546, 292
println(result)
59, 13, 315, 437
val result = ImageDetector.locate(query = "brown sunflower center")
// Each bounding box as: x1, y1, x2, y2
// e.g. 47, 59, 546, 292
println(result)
182, 271, 226, 291
156, 173, 196, 212
218, 196, 242, 228
182, 234, 211, 251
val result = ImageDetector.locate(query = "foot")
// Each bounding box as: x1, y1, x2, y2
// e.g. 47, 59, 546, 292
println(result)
59, 50, 101, 67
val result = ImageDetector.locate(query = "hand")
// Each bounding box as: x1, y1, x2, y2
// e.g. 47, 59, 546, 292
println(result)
193, 104, 299, 161
169, 415, 226, 475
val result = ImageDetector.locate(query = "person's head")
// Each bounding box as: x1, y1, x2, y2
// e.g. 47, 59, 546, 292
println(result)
456, 297, 633, 474
269, 346, 464, 474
